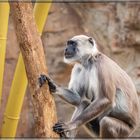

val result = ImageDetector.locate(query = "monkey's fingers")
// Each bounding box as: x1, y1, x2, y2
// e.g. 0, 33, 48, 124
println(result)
38, 74, 57, 92
44, 76, 57, 92
54, 122, 65, 126
48, 82, 57, 92
38, 74, 48, 87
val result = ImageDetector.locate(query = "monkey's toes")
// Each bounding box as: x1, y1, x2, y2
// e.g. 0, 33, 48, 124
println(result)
59, 133, 67, 138
53, 126, 64, 132
53, 126, 66, 138
53, 122, 69, 134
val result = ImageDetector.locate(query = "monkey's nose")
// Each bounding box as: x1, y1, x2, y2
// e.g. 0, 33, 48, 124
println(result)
64, 48, 70, 56
65, 48, 68, 52
64, 46, 76, 58
65, 46, 76, 53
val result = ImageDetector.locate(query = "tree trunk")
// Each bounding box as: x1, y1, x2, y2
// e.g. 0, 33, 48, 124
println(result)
9, 1, 59, 138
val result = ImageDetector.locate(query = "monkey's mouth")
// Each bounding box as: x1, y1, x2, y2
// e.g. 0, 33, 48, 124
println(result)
65, 53, 75, 59
65, 55, 74, 59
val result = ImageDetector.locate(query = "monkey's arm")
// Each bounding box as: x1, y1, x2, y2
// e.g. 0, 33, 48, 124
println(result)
56, 87, 81, 106
53, 97, 112, 135
72, 97, 112, 126
38, 74, 81, 106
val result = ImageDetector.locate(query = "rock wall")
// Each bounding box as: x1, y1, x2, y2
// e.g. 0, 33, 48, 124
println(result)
0, 2, 140, 137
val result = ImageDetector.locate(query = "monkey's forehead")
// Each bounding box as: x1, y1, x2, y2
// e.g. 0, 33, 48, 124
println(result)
71, 35, 91, 41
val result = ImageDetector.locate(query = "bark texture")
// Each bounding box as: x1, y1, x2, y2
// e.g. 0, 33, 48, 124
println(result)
9, 1, 58, 138
0, 2, 140, 138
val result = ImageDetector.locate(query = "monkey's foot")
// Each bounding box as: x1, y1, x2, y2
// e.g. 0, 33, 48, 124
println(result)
53, 122, 78, 138
53, 122, 67, 138
38, 74, 57, 92
53, 122, 76, 133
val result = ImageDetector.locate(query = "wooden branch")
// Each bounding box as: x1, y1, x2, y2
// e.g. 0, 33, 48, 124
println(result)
9, 1, 59, 137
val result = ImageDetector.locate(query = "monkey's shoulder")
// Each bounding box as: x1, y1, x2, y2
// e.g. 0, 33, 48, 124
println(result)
95, 53, 125, 75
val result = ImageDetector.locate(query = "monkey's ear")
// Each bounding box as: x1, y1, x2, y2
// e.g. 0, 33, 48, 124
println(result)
88, 37, 94, 46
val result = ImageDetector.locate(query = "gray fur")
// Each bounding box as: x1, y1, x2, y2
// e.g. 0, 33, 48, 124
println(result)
49, 35, 140, 138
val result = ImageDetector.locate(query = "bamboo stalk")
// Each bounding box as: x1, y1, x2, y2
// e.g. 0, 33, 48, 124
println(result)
34, 0, 52, 34
1, 54, 27, 137
1, 1, 58, 138
0, 3, 9, 107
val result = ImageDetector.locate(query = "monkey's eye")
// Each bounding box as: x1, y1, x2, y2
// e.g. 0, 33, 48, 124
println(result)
88, 37, 94, 46
67, 40, 77, 46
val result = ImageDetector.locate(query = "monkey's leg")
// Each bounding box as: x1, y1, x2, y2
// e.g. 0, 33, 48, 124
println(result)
100, 116, 133, 138
53, 100, 91, 138
53, 110, 80, 138
66, 102, 89, 138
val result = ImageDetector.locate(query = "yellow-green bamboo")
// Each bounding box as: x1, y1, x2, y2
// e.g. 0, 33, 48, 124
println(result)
1, 1, 52, 137
1, 54, 27, 137
34, 0, 52, 34
0, 3, 9, 107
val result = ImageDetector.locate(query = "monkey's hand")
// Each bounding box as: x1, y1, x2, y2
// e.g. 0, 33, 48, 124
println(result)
53, 122, 77, 138
38, 74, 57, 92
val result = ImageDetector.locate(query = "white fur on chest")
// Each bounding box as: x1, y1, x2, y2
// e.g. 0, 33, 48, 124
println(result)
69, 63, 99, 100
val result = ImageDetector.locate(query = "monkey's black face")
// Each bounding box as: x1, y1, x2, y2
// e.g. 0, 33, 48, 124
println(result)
64, 40, 78, 59
64, 35, 98, 64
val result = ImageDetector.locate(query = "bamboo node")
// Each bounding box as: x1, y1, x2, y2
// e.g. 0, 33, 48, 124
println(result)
0, 37, 7, 40
4, 113, 20, 120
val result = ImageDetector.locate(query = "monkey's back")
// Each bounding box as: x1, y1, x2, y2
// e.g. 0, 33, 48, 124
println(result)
100, 54, 140, 128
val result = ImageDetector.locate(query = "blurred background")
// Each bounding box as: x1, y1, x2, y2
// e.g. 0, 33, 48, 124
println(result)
0, 2, 140, 137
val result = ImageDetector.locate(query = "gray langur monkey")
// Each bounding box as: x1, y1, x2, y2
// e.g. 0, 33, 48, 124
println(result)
39, 35, 140, 138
